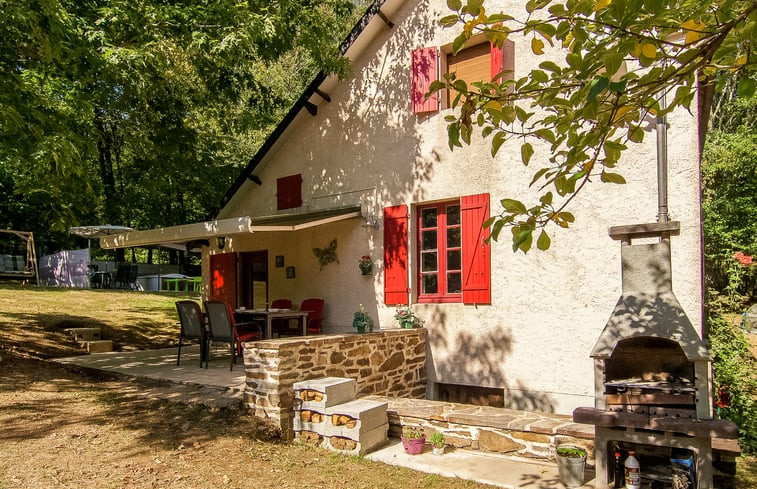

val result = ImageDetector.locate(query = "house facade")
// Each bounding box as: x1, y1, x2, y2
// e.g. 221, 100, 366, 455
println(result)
104, 0, 704, 415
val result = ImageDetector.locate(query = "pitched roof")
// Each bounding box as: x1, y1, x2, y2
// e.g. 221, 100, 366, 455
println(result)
219, 0, 398, 211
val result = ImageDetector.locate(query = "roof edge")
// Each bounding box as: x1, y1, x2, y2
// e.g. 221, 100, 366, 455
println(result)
219, 0, 390, 210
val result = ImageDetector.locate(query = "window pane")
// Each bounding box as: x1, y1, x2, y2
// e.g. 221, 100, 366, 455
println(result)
447, 250, 461, 271
421, 208, 437, 228
423, 274, 438, 294
447, 272, 461, 293
447, 205, 460, 225
447, 227, 461, 248
422, 230, 437, 250
422, 252, 437, 272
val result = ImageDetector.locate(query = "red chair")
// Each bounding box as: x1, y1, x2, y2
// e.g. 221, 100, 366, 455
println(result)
299, 298, 325, 334
270, 298, 293, 337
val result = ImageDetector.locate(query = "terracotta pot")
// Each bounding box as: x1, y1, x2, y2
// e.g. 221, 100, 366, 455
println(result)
401, 435, 425, 455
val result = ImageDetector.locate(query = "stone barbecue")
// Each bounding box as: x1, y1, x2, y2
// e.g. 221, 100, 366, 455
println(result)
573, 222, 738, 489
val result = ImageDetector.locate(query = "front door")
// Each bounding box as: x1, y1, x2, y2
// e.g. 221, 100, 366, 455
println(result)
239, 251, 268, 309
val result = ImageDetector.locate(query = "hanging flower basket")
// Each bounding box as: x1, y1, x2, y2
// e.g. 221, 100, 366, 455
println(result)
358, 255, 373, 275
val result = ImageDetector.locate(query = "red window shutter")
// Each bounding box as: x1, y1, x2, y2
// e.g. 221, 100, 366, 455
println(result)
490, 39, 515, 82
461, 193, 491, 304
411, 47, 439, 114
384, 205, 409, 305
209, 252, 237, 307
276, 174, 303, 210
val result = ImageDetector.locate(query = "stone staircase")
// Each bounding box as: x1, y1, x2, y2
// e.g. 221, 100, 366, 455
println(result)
63, 327, 113, 353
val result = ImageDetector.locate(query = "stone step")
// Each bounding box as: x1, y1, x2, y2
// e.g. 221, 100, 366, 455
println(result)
323, 423, 389, 456
64, 327, 101, 342
324, 399, 388, 438
293, 377, 356, 410
82, 340, 113, 353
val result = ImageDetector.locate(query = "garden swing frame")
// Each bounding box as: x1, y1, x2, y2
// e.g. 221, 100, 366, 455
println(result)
0, 229, 39, 284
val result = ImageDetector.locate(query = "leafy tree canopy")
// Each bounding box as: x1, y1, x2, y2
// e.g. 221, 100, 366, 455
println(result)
432, 0, 757, 252
0, 0, 363, 253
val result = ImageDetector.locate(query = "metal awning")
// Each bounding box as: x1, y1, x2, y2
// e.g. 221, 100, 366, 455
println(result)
99, 206, 362, 250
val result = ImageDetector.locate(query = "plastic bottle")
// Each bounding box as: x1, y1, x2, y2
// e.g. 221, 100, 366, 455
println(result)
624, 450, 641, 489
614, 449, 625, 488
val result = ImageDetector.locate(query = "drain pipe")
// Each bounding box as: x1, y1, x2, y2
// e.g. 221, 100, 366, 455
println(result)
656, 93, 669, 224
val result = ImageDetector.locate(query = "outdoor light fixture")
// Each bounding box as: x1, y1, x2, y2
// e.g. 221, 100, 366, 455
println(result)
217, 236, 226, 250
248, 175, 262, 185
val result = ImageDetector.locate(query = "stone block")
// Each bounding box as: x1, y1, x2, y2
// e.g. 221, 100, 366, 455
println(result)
478, 429, 525, 453
324, 399, 388, 438
64, 328, 101, 341
85, 340, 113, 353
293, 377, 355, 410
323, 423, 388, 455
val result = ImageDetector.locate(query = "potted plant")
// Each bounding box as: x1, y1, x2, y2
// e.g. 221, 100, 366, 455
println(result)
352, 304, 374, 333
401, 426, 426, 455
429, 432, 445, 456
394, 306, 423, 329
555, 444, 587, 488
358, 255, 373, 275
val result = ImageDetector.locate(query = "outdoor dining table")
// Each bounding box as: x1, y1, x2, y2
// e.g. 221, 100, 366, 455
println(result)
234, 308, 308, 339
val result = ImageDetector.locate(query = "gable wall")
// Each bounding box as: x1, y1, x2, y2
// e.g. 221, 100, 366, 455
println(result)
216, 0, 703, 414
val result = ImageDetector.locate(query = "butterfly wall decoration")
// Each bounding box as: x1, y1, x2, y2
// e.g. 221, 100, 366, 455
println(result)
313, 238, 339, 270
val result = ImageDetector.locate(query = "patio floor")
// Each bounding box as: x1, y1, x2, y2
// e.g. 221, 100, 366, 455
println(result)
53, 347, 594, 488
53, 345, 245, 409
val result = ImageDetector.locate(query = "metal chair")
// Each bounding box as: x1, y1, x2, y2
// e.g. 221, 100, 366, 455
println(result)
203, 301, 261, 370
175, 300, 206, 367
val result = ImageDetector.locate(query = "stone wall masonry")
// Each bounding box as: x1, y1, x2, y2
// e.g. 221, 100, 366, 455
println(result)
243, 329, 426, 440
364, 395, 595, 462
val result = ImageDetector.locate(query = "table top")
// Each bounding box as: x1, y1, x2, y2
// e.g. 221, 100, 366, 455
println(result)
235, 308, 307, 316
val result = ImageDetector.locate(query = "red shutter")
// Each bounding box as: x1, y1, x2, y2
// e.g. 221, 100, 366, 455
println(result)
384, 205, 409, 305
461, 193, 491, 304
209, 252, 237, 307
490, 39, 515, 83
411, 47, 439, 114
276, 174, 303, 210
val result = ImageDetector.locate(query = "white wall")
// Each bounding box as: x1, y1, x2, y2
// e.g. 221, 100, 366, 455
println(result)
215, 0, 703, 414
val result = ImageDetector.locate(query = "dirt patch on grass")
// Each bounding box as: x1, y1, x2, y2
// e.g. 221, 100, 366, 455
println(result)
0, 351, 493, 489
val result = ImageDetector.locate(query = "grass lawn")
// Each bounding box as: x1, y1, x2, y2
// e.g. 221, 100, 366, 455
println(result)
0, 283, 755, 488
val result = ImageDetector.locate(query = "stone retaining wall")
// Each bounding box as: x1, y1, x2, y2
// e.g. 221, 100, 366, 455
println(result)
243, 329, 426, 440
364, 395, 595, 461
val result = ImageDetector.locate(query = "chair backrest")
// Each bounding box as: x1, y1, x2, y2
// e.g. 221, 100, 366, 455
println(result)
299, 298, 324, 331
176, 301, 204, 340
204, 300, 235, 342
114, 262, 130, 282
128, 264, 139, 282
271, 298, 292, 309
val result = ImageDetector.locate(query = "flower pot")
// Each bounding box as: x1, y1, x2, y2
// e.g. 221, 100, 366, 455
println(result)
401, 435, 425, 455
432, 445, 445, 456
355, 325, 366, 334
555, 445, 587, 488
359, 264, 372, 275
400, 320, 414, 329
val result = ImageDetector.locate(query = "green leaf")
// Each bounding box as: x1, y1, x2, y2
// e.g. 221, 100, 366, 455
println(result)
600, 172, 627, 184
588, 76, 609, 101
535, 128, 556, 144
602, 52, 624, 78
439, 14, 460, 27
531, 69, 549, 83
447, 0, 462, 10
539, 191, 553, 206
628, 125, 644, 143
513, 229, 533, 253
521, 142, 534, 165
467, 0, 484, 15
539, 61, 562, 73
452, 33, 469, 54
491, 131, 506, 156
530, 168, 549, 186
501, 198, 527, 214
738, 78, 756, 98
536, 230, 551, 250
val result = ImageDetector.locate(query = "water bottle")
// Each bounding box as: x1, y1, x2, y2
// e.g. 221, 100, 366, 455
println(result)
624, 450, 641, 489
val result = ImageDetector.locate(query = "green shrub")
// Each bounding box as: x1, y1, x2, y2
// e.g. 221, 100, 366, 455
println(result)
708, 314, 757, 453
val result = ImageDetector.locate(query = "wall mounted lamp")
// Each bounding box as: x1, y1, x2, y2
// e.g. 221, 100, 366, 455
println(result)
217, 236, 226, 250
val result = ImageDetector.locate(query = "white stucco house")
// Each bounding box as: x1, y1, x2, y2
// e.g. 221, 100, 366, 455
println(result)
102, 0, 705, 415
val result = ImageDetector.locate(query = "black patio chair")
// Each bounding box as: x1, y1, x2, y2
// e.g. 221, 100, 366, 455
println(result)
113, 262, 131, 288
127, 264, 139, 290
203, 301, 261, 371
175, 300, 206, 367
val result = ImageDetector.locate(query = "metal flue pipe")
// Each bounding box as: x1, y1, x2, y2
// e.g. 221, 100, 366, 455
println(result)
656, 93, 669, 223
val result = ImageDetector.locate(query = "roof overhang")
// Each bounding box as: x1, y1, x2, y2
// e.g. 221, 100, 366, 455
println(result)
100, 206, 363, 250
